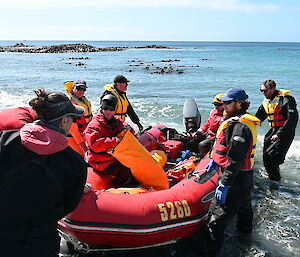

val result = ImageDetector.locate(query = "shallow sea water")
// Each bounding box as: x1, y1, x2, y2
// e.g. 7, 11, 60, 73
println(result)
0, 40, 299, 257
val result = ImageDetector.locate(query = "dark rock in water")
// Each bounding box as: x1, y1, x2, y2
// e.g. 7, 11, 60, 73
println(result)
161, 59, 180, 62
75, 62, 86, 66
68, 57, 90, 60
0, 43, 174, 54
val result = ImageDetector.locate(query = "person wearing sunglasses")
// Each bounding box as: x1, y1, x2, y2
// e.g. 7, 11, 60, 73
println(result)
255, 79, 298, 182
101, 75, 144, 132
84, 94, 137, 187
191, 93, 225, 158
0, 89, 87, 257
200, 88, 261, 257
64, 79, 93, 156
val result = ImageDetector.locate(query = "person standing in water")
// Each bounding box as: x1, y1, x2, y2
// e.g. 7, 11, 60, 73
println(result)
101, 75, 144, 132
201, 88, 260, 256
0, 89, 87, 257
255, 79, 298, 181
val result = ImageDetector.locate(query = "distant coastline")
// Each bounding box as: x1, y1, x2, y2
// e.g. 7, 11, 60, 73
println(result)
0, 43, 173, 53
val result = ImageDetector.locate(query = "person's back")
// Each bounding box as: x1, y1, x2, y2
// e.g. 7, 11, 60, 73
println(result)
0, 128, 86, 231
0, 89, 87, 257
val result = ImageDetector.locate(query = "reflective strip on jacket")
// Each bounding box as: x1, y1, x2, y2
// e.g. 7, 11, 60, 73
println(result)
211, 114, 260, 171
262, 89, 291, 127
103, 84, 129, 122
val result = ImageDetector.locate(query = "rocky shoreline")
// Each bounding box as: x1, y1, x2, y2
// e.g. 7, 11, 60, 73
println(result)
0, 43, 173, 53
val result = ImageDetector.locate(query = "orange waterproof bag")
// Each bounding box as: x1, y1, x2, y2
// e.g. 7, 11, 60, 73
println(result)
108, 130, 169, 191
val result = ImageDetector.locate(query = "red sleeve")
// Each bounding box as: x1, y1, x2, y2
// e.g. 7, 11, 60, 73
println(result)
84, 119, 124, 153
200, 110, 214, 132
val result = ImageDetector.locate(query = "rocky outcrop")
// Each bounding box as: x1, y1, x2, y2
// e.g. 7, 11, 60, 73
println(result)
127, 59, 205, 74
0, 43, 173, 53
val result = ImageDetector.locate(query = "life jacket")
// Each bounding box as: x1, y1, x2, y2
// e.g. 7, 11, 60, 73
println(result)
103, 84, 129, 122
211, 114, 261, 171
262, 89, 291, 127
64, 81, 93, 133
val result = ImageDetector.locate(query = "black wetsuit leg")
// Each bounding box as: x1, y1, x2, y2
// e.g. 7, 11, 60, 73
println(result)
263, 128, 295, 181
199, 172, 253, 256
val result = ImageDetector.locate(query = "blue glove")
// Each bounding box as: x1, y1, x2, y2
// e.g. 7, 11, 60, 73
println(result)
215, 181, 231, 205
205, 160, 219, 173
176, 150, 191, 163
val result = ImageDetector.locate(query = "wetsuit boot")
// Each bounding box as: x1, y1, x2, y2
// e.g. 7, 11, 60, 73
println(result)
263, 152, 281, 181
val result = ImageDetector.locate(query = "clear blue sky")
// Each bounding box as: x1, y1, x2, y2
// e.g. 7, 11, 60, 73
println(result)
1, 0, 300, 42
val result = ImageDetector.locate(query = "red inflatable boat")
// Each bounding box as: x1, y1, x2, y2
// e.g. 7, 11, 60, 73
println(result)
58, 156, 220, 251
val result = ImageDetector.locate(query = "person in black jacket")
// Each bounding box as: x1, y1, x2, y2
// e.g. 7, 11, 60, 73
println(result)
101, 75, 143, 131
0, 89, 87, 257
255, 79, 298, 181
199, 88, 261, 257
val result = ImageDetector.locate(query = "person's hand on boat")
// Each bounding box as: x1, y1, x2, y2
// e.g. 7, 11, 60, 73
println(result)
83, 183, 92, 194
215, 181, 230, 205
205, 160, 219, 173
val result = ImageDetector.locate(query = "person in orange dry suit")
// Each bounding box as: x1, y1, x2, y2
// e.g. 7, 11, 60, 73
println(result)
64, 80, 92, 156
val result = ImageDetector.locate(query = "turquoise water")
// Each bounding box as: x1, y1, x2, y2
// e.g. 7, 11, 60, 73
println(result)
0, 41, 299, 257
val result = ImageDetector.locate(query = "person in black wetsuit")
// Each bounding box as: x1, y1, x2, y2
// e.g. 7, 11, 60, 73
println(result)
0, 89, 87, 257
101, 75, 143, 132
255, 79, 298, 181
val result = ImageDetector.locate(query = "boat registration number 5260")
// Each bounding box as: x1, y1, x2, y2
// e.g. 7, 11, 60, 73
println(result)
157, 200, 191, 221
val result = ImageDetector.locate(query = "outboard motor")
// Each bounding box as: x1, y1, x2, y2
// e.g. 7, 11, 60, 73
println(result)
183, 99, 201, 133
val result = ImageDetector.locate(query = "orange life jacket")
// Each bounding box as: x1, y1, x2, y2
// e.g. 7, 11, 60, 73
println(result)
262, 89, 291, 127
64, 81, 93, 133
103, 84, 129, 122
211, 114, 260, 171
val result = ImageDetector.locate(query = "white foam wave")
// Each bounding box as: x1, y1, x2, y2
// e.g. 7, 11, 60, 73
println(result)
0, 90, 32, 111
286, 139, 300, 160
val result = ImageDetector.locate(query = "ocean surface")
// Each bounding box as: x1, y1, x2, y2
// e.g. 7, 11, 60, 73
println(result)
0, 41, 299, 257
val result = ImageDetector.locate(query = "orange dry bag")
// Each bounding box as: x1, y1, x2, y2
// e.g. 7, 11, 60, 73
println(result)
108, 130, 169, 191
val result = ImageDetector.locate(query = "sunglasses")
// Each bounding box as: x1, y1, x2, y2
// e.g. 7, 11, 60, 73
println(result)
75, 86, 86, 92
260, 88, 269, 92
102, 106, 115, 111
213, 103, 223, 106
71, 116, 79, 122
223, 100, 234, 105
